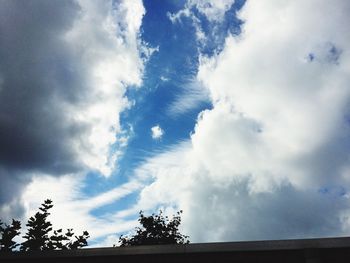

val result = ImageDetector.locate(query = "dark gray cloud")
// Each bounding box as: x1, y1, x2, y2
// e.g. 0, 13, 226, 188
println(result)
0, 166, 28, 221
0, 0, 146, 220
185, 178, 348, 242
0, 0, 90, 215
0, 0, 83, 172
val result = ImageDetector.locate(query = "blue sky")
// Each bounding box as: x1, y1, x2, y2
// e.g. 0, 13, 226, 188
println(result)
81, 0, 244, 216
1, 0, 350, 247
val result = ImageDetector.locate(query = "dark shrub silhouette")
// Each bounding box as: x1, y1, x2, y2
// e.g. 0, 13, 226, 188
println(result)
118, 210, 189, 246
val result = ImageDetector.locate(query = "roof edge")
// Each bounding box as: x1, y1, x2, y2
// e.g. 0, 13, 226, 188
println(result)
1, 236, 350, 258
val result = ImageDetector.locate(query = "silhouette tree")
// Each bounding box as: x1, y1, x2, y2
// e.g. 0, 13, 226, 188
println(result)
20, 199, 90, 251
21, 199, 54, 251
0, 219, 21, 251
118, 210, 189, 246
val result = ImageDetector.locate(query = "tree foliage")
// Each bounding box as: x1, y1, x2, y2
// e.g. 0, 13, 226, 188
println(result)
0, 199, 90, 252
118, 210, 189, 246
47, 228, 90, 250
0, 219, 21, 251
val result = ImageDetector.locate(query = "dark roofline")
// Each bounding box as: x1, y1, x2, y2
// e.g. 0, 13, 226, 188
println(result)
1, 236, 350, 259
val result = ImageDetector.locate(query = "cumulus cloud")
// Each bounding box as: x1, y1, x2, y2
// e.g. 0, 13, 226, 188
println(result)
0, 0, 146, 217
151, 125, 164, 139
132, 0, 350, 242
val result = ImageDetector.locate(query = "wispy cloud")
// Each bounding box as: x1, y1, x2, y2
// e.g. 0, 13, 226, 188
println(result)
167, 0, 235, 23
167, 80, 210, 117
167, 0, 237, 45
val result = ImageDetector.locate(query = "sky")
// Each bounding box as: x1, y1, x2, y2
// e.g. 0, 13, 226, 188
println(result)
0, 0, 350, 247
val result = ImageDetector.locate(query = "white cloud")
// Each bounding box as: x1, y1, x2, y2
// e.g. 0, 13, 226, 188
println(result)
151, 125, 164, 139
160, 76, 169, 82
196, 0, 350, 188
62, 0, 146, 176
131, 0, 350, 243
